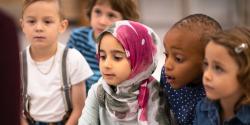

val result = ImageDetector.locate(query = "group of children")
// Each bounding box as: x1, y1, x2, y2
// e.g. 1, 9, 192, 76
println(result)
20, 0, 250, 125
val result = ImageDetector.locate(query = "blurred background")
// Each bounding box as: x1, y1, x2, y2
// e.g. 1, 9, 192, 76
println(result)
1, 0, 250, 79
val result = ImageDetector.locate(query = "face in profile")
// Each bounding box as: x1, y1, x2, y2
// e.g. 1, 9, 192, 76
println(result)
203, 41, 242, 101
90, 2, 123, 39
164, 28, 203, 89
99, 34, 131, 86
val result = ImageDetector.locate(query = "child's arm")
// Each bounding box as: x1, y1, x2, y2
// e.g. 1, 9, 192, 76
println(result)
20, 116, 29, 125
65, 81, 86, 125
78, 83, 100, 125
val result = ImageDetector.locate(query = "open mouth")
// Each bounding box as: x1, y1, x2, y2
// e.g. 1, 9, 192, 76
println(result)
166, 75, 175, 84
204, 84, 214, 91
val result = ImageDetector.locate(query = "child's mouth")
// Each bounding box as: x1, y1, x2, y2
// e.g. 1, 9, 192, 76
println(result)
34, 36, 46, 40
166, 75, 175, 84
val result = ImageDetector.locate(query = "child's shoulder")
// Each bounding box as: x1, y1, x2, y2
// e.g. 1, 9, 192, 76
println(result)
196, 98, 216, 112
71, 26, 92, 34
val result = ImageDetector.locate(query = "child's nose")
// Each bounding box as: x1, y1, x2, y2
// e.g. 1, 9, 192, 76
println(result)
103, 58, 112, 68
203, 69, 212, 82
99, 15, 109, 26
35, 22, 44, 32
165, 58, 173, 71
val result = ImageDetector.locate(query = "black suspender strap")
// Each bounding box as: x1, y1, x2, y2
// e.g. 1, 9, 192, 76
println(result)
21, 49, 29, 113
62, 47, 72, 113
21, 49, 34, 123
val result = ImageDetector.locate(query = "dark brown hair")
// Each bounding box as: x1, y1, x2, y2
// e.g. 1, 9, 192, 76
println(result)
21, 0, 65, 19
208, 26, 250, 104
86, 0, 139, 21
171, 13, 222, 56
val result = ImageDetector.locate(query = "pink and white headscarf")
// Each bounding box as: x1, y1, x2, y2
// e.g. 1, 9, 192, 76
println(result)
97, 20, 170, 125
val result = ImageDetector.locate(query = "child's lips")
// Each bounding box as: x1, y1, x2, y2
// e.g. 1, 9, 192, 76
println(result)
103, 73, 116, 79
166, 75, 175, 84
34, 36, 46, 40
204, 84, 214, 92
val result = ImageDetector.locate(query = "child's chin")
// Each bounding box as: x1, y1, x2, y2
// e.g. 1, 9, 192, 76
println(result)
169, 82, 184, 89
206, 94, 219, 101
106, 81, 119, 86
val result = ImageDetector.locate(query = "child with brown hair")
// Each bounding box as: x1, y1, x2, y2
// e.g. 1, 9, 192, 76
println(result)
160, 14, 222, 125
20, 0, 93, 124
67, 0, 139, 93
194, 26, 250, 125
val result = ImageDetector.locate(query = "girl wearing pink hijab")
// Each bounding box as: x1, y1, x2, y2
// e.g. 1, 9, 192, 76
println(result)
78, 20, 172, 125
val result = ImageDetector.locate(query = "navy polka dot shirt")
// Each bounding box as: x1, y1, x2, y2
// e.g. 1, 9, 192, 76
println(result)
160, 67, 205, 125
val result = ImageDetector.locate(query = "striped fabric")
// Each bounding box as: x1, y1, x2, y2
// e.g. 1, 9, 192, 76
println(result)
67, 27, 101, 93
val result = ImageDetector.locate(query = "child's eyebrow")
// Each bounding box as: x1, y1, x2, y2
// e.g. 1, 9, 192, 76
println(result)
99, 49, 125, 54
213, 60, 223, 66
170, 46, 184, 51
111, 50, 125, 54
25, 16, 34, 19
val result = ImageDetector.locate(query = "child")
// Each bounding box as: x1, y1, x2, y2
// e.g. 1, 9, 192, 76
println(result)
20, 0, 93, 124
67, 0, 139, 93
194, 27, 250, 125
160, 14, 222, 125
78, 20, 172, 125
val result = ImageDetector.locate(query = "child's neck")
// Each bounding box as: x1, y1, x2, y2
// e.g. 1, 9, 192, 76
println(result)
30, 44, 57, 62
219, 93, 243, 121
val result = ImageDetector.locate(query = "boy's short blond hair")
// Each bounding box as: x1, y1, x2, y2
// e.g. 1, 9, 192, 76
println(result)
21, 0, 64, 19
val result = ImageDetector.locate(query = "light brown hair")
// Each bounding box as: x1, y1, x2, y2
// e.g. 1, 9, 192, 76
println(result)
21, 0, 65, 19
208, 26, 250, 104
86, 0, 139, 21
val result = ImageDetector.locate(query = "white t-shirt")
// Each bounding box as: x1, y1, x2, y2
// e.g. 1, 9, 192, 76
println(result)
26, 43, 93, 122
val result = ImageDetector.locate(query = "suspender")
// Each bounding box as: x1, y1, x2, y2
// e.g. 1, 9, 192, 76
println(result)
21, 49, 29, 114
61, 47, 72, 112
21, 47, 72, 120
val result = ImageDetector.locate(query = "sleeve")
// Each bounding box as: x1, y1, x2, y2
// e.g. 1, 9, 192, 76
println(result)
78, 83, 100, 125
68, 48, 94, 85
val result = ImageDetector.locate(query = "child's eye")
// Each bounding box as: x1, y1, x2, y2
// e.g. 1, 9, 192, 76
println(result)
27, 20, 35, 24
113, 54, 124, 61
175, 55, 184, 63
44, 20, 52, 24
212, 64, 224, 73
94, 9, 102, 16
99, 52, 106, 60
163, 52, 168, 58
107, 13, 116, 19
202, 59, 208, 71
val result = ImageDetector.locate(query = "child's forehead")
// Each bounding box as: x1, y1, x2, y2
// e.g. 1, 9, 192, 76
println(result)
22, 0, 62, 18
164, 28, 204, 53
165, 28, 201, 45
96, 0, 111, 6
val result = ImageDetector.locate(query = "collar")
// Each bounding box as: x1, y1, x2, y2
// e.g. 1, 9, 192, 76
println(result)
200, 99, 250, 124
236, 105, 250, 123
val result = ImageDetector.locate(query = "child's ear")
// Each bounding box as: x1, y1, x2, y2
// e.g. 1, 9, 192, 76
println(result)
59, 19, 68, 33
